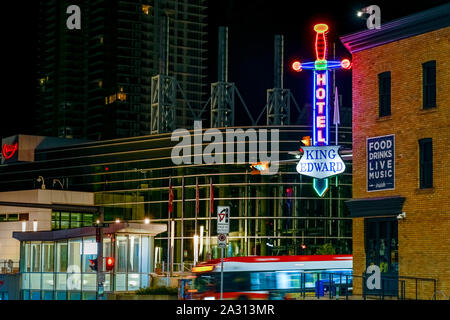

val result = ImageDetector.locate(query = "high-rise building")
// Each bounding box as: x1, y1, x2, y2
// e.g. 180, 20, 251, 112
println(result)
36, 0, 89, 139
36, 0, 208, 140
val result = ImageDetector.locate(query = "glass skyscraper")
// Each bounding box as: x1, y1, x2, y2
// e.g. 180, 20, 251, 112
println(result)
36, 0, 208, 140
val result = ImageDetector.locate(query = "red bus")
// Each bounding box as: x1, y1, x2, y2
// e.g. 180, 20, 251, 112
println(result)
189, 255, 353, 300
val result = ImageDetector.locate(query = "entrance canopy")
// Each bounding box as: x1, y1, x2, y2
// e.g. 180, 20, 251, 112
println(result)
13, 222, 166, 242
345, 196, 405, 218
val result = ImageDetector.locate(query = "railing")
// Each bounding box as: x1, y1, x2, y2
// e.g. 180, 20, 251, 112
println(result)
202, 271, 439, 300
285, 272, 438, 300
0, 260, 20, 274
360, 273, 438, 300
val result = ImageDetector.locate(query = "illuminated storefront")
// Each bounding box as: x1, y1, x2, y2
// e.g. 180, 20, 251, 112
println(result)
13, 222, 165, 300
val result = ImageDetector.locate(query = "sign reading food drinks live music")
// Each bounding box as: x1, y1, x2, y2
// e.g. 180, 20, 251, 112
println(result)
367, 134, 395, 192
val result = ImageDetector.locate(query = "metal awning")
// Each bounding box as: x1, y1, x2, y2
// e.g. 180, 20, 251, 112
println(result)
345, 196, 406, 218
12, 222, 167, 242
0, 201, 101, 214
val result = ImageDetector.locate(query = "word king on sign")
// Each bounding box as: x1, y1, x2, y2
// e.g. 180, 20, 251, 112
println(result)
217, 206, 230, 234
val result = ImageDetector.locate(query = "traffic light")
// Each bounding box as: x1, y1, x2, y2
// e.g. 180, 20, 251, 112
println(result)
105, 257, 115, 271
89, 258, 98, 271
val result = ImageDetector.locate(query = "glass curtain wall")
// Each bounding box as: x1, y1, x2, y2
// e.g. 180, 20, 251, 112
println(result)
88, 126, 353, 270
5, 125, 352, 274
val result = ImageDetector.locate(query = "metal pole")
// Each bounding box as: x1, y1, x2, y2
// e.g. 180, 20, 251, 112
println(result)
302, 273, 305, 299
96, 226, 104, 300
208, 177, 212, 259
345, 275, 349, 300
167, 179, 171, 286
333, 42, 338, 147
96, 208, 104, 300
171, 219, 175, 276
166, 217, 170, 286
329, 273, 332, 299
220, 247, 224, 300
317, 272, 320, 299
181, 176, 184, 277
195, 177, 198, 238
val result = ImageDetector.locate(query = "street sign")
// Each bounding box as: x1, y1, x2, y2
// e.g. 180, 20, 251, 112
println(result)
218, 234, 227, 248
217, 206, 230, 234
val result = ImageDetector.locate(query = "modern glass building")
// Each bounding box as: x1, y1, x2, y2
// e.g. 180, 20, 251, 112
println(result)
13, 222, 165, 300
0, 125, 352, 272
36, 0, 208, 140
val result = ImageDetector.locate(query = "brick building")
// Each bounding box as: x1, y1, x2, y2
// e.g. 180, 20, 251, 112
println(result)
341, 4, 450, 299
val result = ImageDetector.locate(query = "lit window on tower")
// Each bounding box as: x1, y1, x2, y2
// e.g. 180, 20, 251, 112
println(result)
117, 87, 126, 101
142, 5, 151, 15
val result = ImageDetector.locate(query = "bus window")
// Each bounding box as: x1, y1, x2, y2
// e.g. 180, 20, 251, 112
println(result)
287, 271, 302, 289
251, 272, 276, 290
304, 273, 317, 288
191, 274, 215, 293
217, 272, 251, 292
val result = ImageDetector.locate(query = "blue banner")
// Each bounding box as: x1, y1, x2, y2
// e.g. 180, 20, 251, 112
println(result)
367, 135, 395, 192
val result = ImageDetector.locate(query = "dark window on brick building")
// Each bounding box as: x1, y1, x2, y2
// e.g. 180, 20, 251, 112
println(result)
422, 60, 436, 109
378, 71, 391, 117
419, 138, 433, 189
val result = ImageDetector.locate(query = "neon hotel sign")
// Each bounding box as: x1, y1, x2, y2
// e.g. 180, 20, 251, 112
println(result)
293, 23, 351, 196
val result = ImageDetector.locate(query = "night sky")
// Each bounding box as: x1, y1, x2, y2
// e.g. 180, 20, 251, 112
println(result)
2, 1, 448, 138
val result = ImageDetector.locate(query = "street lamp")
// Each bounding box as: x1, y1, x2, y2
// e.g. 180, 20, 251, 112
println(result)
37, 176, 46, 190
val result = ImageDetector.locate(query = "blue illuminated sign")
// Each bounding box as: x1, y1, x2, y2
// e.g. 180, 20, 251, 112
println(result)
367, 134, 395, 192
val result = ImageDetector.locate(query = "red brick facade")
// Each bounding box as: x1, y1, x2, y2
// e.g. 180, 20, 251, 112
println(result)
350, 26, 450, 299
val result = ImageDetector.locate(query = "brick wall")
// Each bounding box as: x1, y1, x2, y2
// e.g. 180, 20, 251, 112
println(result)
351, 26, 450, 299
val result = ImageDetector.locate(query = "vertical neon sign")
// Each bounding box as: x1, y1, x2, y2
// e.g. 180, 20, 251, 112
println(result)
292, 23, 351, 197
313, 69, 329, 146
